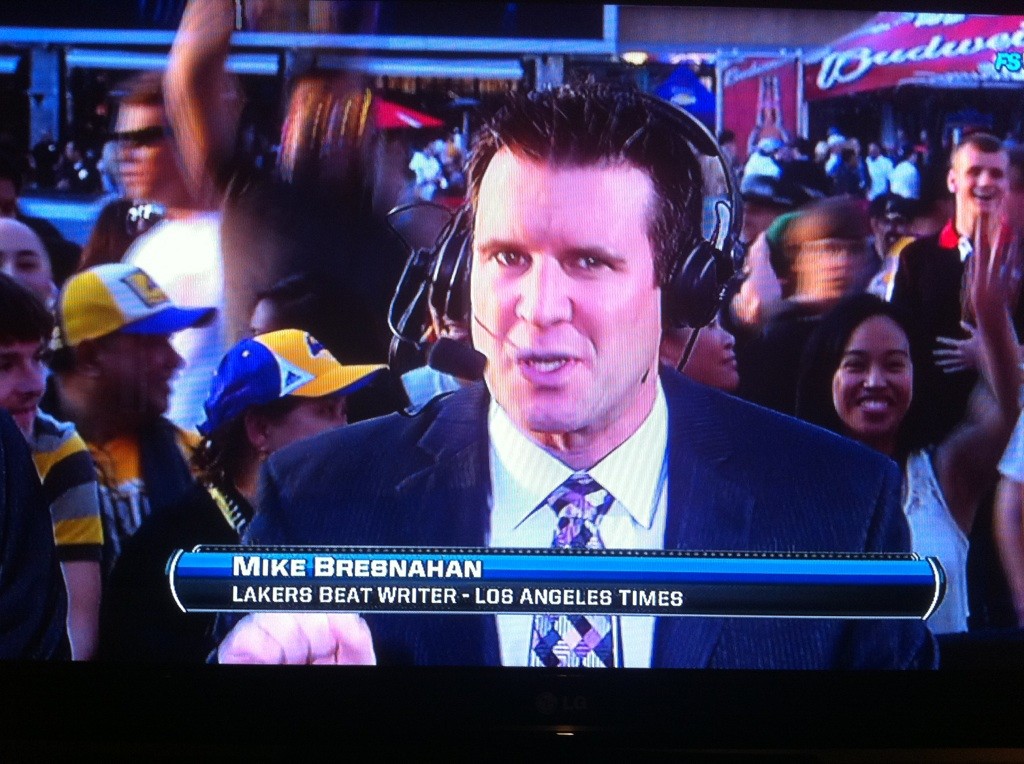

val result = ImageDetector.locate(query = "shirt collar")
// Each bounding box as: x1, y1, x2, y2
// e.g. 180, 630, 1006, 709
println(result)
957, 234, 973, 263
942, 218, 1013, 263
488, 380, 668, 530
938, 219, 959, 250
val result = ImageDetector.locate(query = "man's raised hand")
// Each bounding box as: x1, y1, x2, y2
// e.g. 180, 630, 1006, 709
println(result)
217, 612, 376, 665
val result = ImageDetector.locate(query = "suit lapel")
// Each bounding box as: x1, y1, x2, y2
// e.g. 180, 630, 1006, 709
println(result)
654, 371, 755, 668
393, 383, 500, 665
394, 384, 491, 546
388, 375, 756, 668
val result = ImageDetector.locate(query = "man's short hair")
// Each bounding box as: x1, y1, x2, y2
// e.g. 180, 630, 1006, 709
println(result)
950, 132, 1004, 165
467, 83, 705, 287
118, 71, 165, 109
0, 273, 53, 346
780, 197, 871, 278
868, 193, 918, 221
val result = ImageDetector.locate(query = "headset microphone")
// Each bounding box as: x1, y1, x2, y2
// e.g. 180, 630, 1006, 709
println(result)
471, 311, 496, 342
675, 327, 702, 373
429, 337, 486, 381
470, 311, 530, 356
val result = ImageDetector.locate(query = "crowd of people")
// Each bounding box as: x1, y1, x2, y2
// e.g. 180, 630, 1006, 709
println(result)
728, 124, 991, 206
722, 129, 1024, 637
2, 0, 1024, 667
407, 132, 468, 203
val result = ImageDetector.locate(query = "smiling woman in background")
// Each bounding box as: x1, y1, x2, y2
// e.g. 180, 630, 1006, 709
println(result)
794, 224, 1020, 634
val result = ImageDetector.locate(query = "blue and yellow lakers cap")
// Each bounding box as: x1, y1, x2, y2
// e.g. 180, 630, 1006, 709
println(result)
198, 329, 386, 436
57, 263, 215, 347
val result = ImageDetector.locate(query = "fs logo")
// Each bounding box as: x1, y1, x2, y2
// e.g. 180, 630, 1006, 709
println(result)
994, 52, 1023, 73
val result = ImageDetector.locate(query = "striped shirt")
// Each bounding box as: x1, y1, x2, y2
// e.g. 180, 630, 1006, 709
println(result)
29, 410, 103, 562
88, 427, 199, 575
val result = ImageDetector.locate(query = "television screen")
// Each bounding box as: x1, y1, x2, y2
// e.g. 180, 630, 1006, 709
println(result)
2, 0, 1024, 755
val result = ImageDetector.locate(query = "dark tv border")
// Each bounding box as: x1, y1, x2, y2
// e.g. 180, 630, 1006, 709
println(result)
5, 0, 1024, 756
4, 662, 1024, 754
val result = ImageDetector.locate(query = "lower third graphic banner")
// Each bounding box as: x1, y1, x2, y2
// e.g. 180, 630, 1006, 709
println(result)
168, 547, 945, 620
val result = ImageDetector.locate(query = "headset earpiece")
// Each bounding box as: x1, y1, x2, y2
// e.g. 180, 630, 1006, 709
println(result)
664, 239, 722, 329
641, 96, 743, 330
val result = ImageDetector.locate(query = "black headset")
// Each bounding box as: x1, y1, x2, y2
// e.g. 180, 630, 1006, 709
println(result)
645, 95, 744, 330
386, 202, 474, 370
386, 93, 744, 370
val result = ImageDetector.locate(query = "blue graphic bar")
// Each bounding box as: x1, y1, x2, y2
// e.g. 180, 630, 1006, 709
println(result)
168, 546, 944, 619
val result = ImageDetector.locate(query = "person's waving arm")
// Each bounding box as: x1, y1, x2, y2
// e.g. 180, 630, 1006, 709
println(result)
935, 217, 1022, 534
165, 0, 242, 197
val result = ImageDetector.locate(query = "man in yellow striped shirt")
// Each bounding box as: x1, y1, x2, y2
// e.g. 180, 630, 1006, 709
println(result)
0, 273, 102, 659
48, 264, 214, 589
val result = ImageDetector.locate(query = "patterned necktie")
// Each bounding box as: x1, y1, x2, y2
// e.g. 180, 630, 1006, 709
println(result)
530, 472, 619, 668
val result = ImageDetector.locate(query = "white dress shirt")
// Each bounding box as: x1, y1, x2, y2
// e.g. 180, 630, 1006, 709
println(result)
487, 381, 669, 667
889, 160, 921, 199
865, 155, 894, 199
400, 365, 461, 410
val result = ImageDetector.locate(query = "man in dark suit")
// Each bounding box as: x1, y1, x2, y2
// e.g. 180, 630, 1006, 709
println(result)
892, 132, 1022, 442
222, 372, 930, 668
218, 84, 935, 668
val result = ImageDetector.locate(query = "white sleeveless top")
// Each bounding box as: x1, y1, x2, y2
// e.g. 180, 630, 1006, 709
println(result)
902, 449, 969, 634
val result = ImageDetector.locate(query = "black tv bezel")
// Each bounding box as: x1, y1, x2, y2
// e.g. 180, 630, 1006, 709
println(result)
4, 661, 1024, 753
7, 0, 1024, 755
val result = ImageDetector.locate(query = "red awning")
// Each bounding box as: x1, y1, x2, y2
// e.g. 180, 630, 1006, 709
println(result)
374, 99, 444, 130
805, 12, 1024, 101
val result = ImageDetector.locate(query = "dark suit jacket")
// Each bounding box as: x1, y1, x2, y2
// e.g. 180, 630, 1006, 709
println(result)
248, 370, 935, 668
736, 301, 822, 416
0, 411, 70, 660
890, 228, 974, 473
892, 224, 1024, 442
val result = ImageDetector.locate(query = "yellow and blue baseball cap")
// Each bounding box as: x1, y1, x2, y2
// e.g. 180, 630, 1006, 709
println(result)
56, 263, 216, 347
198, 329, 386, 436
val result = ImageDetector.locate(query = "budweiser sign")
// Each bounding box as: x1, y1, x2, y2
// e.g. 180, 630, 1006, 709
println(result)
807, 13, 1024, 100
723, 58, 790, 87
818, 20, 1024, 90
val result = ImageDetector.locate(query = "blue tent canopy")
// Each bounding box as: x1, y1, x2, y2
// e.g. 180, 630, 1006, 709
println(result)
654, 65, 715, 128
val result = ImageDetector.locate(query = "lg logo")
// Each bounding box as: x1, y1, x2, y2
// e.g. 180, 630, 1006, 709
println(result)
535, 692, 589, 715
